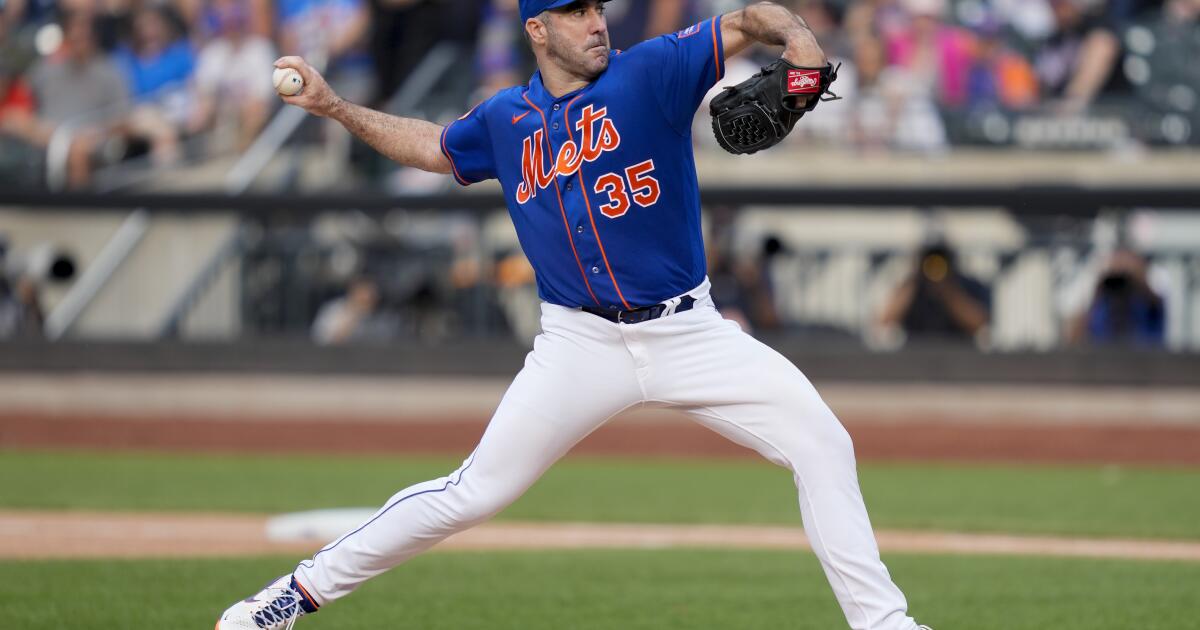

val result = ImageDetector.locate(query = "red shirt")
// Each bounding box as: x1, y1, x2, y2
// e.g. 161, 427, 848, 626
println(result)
1, 78, 34, 114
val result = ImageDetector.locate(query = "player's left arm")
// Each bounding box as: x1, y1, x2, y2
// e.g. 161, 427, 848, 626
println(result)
719, 2, 827, 67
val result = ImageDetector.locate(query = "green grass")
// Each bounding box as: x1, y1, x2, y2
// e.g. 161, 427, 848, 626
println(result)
3, 449, 1199, 539
1, 551, 1197, 629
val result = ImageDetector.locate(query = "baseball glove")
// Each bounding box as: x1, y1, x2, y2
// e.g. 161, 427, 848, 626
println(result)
710, 60, 840, 155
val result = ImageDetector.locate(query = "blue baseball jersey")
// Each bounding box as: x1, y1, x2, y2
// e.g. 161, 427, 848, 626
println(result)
441, 16, 726, 310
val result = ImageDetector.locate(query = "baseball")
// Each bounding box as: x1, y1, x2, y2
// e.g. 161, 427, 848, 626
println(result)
273, 67, 304, 97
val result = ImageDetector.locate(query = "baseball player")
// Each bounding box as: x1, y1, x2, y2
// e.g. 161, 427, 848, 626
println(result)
217, 2, 932, 629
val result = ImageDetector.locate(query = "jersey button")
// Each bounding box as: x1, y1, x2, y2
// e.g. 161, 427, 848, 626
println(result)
576, 225, 583, 234
565, 182, 573, 191
553, 104, 561, 111
591, 266, 600, 274
552, 122, 559, 130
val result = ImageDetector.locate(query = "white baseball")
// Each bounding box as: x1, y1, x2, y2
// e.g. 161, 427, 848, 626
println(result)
273, 67, 304, 97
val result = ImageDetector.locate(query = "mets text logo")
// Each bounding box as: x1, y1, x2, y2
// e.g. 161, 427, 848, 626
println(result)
787, 69, 821, 94
516, 104, 621, 205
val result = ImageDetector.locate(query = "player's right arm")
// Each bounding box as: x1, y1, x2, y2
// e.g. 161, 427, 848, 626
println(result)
720, 2, 826, 67
274, 56, 452, 175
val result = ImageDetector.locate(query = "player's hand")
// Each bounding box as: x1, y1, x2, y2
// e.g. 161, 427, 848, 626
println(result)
274, 56, 342, 118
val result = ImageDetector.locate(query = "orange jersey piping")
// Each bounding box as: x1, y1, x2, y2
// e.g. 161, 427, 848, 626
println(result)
565, 94, 631, 310
711, 16, 724, 83
521, 91, 602, 307
439, 123, 470, 186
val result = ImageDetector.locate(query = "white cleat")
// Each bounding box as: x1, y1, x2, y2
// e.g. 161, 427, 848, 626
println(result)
216, 574, 319, 630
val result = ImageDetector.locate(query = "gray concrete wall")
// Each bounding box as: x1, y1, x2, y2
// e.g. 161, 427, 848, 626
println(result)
71, 213, 238, 339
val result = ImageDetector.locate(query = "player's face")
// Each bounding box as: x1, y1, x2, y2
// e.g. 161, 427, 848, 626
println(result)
543, 1, 611, 80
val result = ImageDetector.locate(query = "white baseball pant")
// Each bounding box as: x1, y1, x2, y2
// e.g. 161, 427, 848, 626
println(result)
293, 279, 919, 630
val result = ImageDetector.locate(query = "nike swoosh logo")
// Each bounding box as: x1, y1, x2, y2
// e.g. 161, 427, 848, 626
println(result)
512, 111, 531, 125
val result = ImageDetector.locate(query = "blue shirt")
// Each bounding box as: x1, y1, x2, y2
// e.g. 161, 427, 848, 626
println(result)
442, 16, 725, 310
113, 41, 196, 101
1087, 292, 1165, 346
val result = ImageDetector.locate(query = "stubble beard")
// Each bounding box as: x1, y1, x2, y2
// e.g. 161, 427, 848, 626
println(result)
545, 27, 610, 82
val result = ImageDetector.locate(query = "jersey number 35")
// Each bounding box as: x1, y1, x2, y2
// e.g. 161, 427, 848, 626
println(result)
594, 159, 661, 219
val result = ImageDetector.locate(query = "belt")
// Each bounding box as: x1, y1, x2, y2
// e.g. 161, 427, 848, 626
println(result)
581, 295, 697, 324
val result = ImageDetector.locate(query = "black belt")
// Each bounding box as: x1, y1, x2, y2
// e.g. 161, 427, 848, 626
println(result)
581, 295, 696, 324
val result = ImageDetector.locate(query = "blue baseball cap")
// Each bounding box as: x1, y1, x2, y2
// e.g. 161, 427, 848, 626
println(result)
520, 0, 612, 22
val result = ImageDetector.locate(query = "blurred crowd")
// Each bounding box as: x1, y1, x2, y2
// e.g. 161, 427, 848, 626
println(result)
0, 0, 284, 188
0, 216, 1172, 349
1, 0, 1197, 188
294, 225, 1169, 350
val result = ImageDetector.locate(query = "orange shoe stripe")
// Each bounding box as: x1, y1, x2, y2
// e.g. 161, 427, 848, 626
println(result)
293, 578, 320, 610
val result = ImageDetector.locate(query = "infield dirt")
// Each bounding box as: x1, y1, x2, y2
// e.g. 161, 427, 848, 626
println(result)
3, 511, 1199, 562
3, 376, 1197, 464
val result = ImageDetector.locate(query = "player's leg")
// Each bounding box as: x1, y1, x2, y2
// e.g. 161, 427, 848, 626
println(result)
636, 300, 920, 630
292, 304, 642, 603
218, 304, 641, 627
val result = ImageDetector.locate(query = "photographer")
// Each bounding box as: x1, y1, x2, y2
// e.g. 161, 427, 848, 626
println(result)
311, 275, 397, 345
0, 238, 45, 339
877, 240, 992, 345
1067, 249, 1165, 346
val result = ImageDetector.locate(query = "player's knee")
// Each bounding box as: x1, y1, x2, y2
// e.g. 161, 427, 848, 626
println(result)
444, 484, 517, 526
824, 419, 855, 457
470, 494, 510, 523
786, 410, 856, 464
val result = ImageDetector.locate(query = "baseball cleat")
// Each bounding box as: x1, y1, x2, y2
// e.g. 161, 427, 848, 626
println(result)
216, 574, 319, 629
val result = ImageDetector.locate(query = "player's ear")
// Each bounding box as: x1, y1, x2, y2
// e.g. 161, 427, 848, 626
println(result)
525, 16, 548, 47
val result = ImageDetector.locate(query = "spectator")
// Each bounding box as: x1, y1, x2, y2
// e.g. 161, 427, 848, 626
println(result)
476, 0, 530, 99
704, 206, 750, 330
0, 0, 25, 40
706, 210, 784, 333
1067, 248, 1165, 346
877, 240, 992, 344
278, 0, 370, 70
1, 10, 131, 189
845, 34, 949, 151
113, 5, 195, 100
1, 0, 56, 42
371, 0, 481, 105
0, 240, 44, 339
845, 0, 910, 49
738, 234, 787, 332
965, 17, 1040, 110
0, 64, 37, 181
112, 5, 195, 165
604, 0, 687, 48
277, 0, 379, 137
311, 276, 397, 344
187, 0, 276, 153
0, 67, 32, 116
0, 274, 44, 339
1127, 0, 1200, 139
492, 249, 540, 342
173, 0, 273, 44
790, 0, 852, 59
884, 0, 976, 109
0, 0, 45, 89
1033, 0, 1140, 112
990, 0, 1058, 42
